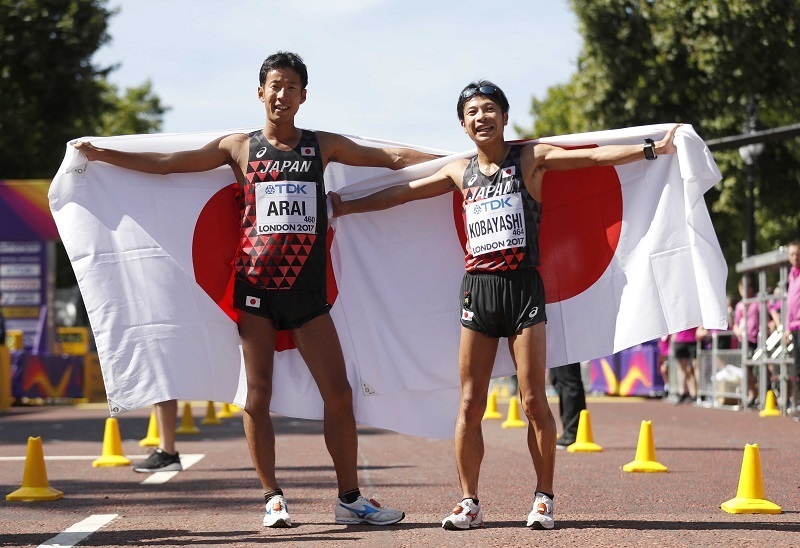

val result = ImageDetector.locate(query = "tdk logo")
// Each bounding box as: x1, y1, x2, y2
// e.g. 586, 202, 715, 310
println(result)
264, 183, 308, 195
472, 196, 514, 213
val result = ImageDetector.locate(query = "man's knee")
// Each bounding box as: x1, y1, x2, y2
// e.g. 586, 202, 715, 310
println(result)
521, 392, 551, 421
459, 392, 488, 423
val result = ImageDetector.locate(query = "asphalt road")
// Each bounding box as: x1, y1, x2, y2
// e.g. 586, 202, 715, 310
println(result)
1, 398, 798, 547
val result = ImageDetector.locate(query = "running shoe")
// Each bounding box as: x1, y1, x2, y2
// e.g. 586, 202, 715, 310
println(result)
131, 449, 182, 473
526, 492, 555, 529
335, 495, 405, 525
263, 494, 291, 528
441, 499, 483, 530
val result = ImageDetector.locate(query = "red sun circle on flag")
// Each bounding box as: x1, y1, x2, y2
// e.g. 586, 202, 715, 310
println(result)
191, 183, 338, 352
451, 147, 623, 303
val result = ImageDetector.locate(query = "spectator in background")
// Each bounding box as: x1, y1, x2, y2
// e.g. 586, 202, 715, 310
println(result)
733, 276, 759, 408
783, 241, 800, 419
657, 335, 670, 395
550, 363, 586, 449
671, 328, 698, 403
131, 400, 182, 472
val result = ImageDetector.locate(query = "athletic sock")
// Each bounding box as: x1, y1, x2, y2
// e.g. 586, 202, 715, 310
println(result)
462, 497, 479, 505
339, 489, 361, 504
536, 491, 554, 500
264, 489, 284, 503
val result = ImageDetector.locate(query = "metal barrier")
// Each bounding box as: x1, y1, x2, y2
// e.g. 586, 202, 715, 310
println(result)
696, 331, 744, 409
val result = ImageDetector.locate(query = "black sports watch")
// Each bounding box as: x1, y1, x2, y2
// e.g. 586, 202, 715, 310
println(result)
643, 138, 657, 160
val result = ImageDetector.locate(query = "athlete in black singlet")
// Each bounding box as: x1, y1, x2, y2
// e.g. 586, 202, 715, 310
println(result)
74, 51, 437, 528
332, 81, 681, 531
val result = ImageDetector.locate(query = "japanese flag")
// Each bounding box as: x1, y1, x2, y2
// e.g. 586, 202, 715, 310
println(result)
50, 124, 726, 438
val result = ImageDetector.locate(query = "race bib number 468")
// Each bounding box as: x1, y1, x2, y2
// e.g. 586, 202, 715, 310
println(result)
255, 181, 317, 234
465, 194, 526, 256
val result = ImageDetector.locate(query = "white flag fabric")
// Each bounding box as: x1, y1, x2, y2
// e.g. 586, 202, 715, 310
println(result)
49, 124, 726, 438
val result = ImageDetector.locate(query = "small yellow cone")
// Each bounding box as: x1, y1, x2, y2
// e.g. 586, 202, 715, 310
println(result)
721, 444, 782, 514
230, 404, 243, 413
483, 389, 503, 420
759, 390, 782, 418
6, 437, 63, 501
139, 409, 160, 447
500, 383, 510, 399
501, 396, 527, 428
217, 402, 235, 419
567, 410, 603, 452
201, 401, 222, 425
622, 420, 668, 472
92, 418, 131, 467
176, 402, 200, 435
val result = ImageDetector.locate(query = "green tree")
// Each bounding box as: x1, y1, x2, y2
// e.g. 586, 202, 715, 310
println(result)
518, 0, 800, 280
0, 0, 167, 179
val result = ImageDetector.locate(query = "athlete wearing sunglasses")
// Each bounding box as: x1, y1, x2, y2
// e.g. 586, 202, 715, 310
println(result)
331, 79, 681, 531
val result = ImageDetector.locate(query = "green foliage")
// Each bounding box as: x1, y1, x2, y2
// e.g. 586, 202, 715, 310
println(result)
0, 0, 166, 179
520, 0, 800, 288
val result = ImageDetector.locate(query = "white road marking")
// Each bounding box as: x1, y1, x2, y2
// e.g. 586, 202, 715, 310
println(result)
37, 513, 118, 548
139, 453, 205, 485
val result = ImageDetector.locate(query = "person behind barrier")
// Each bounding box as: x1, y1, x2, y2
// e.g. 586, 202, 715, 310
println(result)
733, 275, 759, 407
330, 79, 681, 531
550, 363, 586, 448
783, 241, 800, 418
671, 328, 698, 403
74, 51, 437, 528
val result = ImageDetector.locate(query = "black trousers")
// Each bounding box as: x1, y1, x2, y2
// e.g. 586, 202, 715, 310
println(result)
550, 362, 587, 443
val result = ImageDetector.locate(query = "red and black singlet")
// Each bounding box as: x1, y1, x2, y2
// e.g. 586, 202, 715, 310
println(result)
234, 129, 327, 290
460, 145, 542, 272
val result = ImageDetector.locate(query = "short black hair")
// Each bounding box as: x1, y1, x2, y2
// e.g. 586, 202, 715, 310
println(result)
259, 51, 308, 89
457, 79, 510, 121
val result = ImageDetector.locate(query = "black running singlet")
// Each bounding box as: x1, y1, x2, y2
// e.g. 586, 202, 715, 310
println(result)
460, 145, 542, 272
234, 129, 327, 290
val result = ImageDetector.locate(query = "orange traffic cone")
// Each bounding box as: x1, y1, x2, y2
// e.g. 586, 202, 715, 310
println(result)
217, 402, 235, 419
622, 420, 667, 472
759, 390, 781, 418
139, 409, 160, 447
6, 437, 63, 501
483, 389, 503, 420
567, 410, 602, 452
92, 418, 131, 467
501, 396, 527, 428
201, 401, 222, 425
721, 444, 781, 514
176, 402, 200, 434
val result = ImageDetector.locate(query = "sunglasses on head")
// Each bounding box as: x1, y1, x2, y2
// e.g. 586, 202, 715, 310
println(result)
460, 85, 499, 100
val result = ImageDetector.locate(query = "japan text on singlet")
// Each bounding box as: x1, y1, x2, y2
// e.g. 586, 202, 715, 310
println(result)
461, 145, 542, 272
234, 129, 327, 290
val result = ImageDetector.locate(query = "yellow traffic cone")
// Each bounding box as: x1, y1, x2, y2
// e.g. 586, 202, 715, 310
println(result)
622, 420, 668, 472
230, 404, 243, 413
483, 389, 503, 420
759, 390, 782, 418
139, 409, 160, 447
500, 383, 510, 399
217, 402, 235, 419
501, 396, 527, 428
721, 444, 782, 514
567, 410, 603, 452
6, 437, 63, 501
92, 418, 131, 467
201, 401, 222, 425
176, 402, 200, 434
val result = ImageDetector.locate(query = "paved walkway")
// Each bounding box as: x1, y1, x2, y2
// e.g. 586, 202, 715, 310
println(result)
1, 398, 798, 547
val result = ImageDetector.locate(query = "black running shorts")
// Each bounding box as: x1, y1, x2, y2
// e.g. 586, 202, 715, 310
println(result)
673, 342, 697, 360
233, 277, 331, 330
459, 268, 546, 338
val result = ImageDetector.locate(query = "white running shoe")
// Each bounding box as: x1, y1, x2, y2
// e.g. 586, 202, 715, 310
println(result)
263, 495, 291, 528
526, 492, 555, 529
442, 499, 484, 530
335, 495, 405, 525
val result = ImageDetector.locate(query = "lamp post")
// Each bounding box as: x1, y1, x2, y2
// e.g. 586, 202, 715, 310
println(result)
738, 96, 764, 256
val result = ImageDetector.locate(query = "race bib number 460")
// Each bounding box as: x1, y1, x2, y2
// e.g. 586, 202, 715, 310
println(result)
465, 194, 526, 256
255, 181, 317, 234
